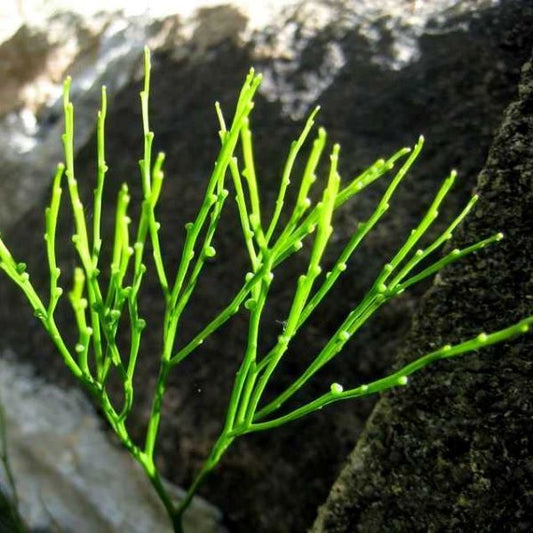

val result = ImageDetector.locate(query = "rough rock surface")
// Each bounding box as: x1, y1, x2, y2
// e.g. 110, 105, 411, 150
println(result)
313, 46, 533, 533
1, 1, 532, 532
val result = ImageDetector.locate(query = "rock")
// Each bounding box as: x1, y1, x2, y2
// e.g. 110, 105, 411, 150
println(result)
0, 0, 305, 231
0, 353, 225, 533
0, 7, 159, 232
0, 0, 507, 230
312, 43, 533, 533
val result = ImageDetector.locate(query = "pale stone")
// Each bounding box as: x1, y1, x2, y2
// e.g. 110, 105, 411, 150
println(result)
0, 354, 225, 532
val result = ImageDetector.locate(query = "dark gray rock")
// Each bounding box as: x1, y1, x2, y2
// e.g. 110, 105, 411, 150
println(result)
313, 42, 533, 533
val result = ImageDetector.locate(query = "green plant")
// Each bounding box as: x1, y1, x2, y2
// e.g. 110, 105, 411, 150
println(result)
0, 47, 531, 531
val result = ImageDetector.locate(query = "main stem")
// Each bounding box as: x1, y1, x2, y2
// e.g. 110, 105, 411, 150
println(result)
142, 355, 236, 530
173, 433, 235, 530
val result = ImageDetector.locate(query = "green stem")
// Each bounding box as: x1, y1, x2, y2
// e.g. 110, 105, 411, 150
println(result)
174, 433, 234, 523
145, 459, 178, 528
144, 361, 171, 460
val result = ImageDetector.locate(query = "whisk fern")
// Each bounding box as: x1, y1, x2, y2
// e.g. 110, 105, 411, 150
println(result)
0, 48, 531, 531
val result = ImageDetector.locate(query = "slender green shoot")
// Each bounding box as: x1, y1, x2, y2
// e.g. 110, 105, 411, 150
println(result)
0, 48, 530, 532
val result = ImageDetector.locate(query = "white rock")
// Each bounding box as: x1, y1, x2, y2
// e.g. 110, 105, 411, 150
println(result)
0, 354, 225, 533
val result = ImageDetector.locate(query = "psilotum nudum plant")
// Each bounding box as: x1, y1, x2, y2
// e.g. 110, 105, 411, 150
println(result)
0, 48, 531, 532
